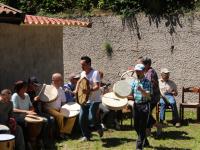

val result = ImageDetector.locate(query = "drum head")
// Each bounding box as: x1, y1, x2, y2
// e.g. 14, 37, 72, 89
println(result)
102, 92, 128, 110
113, 80, 132, 98
0, 134, 15, 141
25, 115, 44, 123
60, 102, 81, 118
39, 84, 58, 103
120, 70, 136, 80
0, 125, 9, 132
76, 77, 90, 105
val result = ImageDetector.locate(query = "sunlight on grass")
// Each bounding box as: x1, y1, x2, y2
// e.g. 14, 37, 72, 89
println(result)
57, 111, 200, 150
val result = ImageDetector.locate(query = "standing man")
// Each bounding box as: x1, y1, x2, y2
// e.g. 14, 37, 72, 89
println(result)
131, 64, 152, 150
0, 89, 25, 150
159, 68, 180, 127
79, 56, 103, 141
138, 57, 161, 137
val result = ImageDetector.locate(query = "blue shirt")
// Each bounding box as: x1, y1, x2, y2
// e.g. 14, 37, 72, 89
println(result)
11, 93, 32, 110
63, 82, 76, 103
131, 77, 152, 103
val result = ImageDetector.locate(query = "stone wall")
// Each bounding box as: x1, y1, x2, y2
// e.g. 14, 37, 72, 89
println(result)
63, 14, 200, 103
0, 24, 63, 90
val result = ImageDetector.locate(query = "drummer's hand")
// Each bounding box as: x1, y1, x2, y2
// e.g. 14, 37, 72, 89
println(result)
137, 86, 144, 92
34, 96, 40, 101
82, 89, 90, 94
26, 111, 37, 115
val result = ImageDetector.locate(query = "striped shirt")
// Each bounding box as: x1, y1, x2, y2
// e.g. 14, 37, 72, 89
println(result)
131, 77, 152, 103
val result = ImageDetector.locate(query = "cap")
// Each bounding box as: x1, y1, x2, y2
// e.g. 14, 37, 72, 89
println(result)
134, 64, 145, 71
161, 68, 170, 73
28, 76, 39, 84
68, 73, 80, 80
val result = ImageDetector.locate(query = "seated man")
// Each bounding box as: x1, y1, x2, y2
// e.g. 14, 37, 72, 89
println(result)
159, 68, 180, 127
63, 73, 80, 103
0, 89, 25, 150
44, 73, 76, 139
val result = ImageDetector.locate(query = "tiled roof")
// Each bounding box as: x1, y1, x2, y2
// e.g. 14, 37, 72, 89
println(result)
24, 15, 92, 27
0, 3, 25, 24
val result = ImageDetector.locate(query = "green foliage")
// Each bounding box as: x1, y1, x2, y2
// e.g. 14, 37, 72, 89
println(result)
0, 0, 199, 16
102, 41, 113, 56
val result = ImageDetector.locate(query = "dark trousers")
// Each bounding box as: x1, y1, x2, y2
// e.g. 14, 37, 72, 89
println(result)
147, 102, 157, 128
134, 103, 150, 149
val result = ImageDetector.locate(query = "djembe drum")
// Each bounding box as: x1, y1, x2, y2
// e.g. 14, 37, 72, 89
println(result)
0, 124, 10, 134
0, 134, 15, 150
25, 115, 44, 142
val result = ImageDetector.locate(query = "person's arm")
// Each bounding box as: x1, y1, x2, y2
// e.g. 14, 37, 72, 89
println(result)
91, 71, 100, 91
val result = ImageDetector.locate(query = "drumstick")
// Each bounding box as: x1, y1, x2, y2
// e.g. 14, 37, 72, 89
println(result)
37, 84, 46, 97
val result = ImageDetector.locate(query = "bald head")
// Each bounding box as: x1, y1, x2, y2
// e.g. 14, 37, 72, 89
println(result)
52, 73, 63, 88
0, 89, 12, 101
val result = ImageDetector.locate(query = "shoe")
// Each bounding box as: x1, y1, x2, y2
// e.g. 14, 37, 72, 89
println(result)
97, 128, 104, 137
156, 124, 162, 136
79, 137, 90, 142
101, 123, 107, 131
146, 128, 151, 137
175, 122, 181, 127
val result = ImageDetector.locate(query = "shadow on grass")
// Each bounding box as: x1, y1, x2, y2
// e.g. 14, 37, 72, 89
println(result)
101, 137, 135, 148
152, 130, 192, 140
153, 146, 191, 150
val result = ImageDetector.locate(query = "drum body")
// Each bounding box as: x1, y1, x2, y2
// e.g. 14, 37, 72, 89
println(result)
60, 102, 81, 118
0, 124, 10, 134
113, 80, 132, 98
0, 134, 15, 150
102, 92, 128, 110
25, 115, 44, 142
38, 84, 58, 103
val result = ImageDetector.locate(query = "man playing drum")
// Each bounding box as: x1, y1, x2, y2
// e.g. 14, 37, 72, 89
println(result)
44, 73, 76, 139
130, 64, 152, 150
0, 89, 25, 150
78, 56, 104, 141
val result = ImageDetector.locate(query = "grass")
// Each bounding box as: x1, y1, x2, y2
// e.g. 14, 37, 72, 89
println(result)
56, 111, 200, 150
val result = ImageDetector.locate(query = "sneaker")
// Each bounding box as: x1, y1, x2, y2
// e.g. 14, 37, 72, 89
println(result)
101, 123, 107, 131
156, 124, 162, 136
79, 137, 89, 142
175, 122, 181, 127
97, 128, 104, 137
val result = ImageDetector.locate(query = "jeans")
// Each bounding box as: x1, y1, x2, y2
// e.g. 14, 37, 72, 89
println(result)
79, 101, 101, 139
159, 94, 179, 122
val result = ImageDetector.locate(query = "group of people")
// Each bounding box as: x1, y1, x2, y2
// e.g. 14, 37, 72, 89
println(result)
0, 55, 180, 150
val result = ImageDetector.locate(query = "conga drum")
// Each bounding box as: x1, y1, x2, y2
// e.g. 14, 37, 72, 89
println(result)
60, 102, 81, 134
102, 92, 128, 110
38, 84, 58, 103
113, 80, 132, 98
76, 77, 90, 105
0, 134, 15, 150
0, 124, 10, 134
25, 115, 44, 142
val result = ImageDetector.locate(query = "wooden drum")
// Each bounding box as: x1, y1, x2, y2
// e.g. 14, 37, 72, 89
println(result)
0, 134, 15, 150
60, 102, 81, 118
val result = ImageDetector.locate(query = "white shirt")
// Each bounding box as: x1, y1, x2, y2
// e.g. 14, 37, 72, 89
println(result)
81, 69, 101, 103
159, 79, 177, 95
44, 87, 66, 110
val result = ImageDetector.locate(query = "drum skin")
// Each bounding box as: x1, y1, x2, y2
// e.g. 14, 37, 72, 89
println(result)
0, 125, 10, 134
39, 84, 58, 103
113, 80, 132, 98
102, 92, 128, 110
76, 77, 90, 105
60, 102, 81, 118
0, 134, 15, 150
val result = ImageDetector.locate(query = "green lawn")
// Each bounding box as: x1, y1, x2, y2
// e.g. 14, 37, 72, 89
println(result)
56, 111, 200, 150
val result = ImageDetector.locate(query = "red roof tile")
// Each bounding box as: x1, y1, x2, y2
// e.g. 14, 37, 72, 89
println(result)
0, 3, 22, 15
24, 15, 92, 27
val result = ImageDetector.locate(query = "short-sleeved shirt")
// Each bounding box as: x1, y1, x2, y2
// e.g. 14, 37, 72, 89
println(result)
0, 100, 13, 125
131, 77, 152, 104
44, 87, 66, 110
159, 79, 177, 95
63, 82, 76, 103
81, 69, 101, 103
11, 93, 32, 110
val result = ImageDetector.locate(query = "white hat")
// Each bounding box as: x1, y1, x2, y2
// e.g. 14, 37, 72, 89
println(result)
161, 68, 170, 73
134, 64, 145, 71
